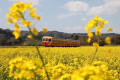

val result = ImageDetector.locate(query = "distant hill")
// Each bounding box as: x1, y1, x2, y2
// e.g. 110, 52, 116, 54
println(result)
0, 28, 120, 46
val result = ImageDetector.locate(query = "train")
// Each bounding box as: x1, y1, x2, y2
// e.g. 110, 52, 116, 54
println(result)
41, 36, 80, 47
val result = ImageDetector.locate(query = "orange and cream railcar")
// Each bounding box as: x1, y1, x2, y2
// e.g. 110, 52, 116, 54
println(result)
42, 36, 80, 47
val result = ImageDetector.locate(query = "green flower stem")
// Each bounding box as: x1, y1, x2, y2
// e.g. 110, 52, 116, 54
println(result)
89, 22, 100, 64
27, 27, 50, 80
89, 47, 98, 64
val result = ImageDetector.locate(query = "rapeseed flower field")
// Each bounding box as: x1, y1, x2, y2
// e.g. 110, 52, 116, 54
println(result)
0, 46, 120, 80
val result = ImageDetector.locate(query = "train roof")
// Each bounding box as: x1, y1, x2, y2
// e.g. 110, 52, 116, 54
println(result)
42, 36, 80, 41
42, 36, 53, 38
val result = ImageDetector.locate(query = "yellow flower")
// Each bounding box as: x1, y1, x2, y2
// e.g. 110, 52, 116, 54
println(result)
107, 27, 113, 32
27, 35, 33, 39
87, 23, 95, 28
98, 17, 104, 23
8, 18, 13, 24
14, 73, 20, 79
97, 16, 102, 20
32, 27, 39, 35
12, 18, 18, 23
9, 4, 18, 12
30, 12, 37, 19
93, 42, 99, 47
8, 12, 21, 22
87, 38, 91, 43
14, 23, 20, 32
6, 13, 11, 18
7, 2, 28, 23
29, 8, 36, 13
27, 21, 32, 27
88, 32, 93, 38
29, 8, 37, 18
36, 69, 44, 75
95, 31, 102, 36
12, 31, 20, 39
27, 3, 32, 9
42, 27, 48, 33
19, 3, 27, 12
99, 23, 104, 28
96, 26, 102, 32
15, 2, 27, 12
12, 23, 20, 39
21, 19, 27, 27
85, 26, 90, 33
36, 15, 41, 21
105, 37, 111, 45
94, 16, 99, 21
104, 21, 109, 24
71, 61, 108, 80
22, 71, 35, 79
101, 20, 108, 24
23, 61, 36, 70
59, 74, 71, 80
9, 57, 38, 80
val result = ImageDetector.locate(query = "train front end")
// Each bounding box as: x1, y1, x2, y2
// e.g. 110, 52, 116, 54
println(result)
42, 36, 53, 47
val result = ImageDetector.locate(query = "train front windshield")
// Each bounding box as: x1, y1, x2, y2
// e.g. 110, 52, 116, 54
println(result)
42, 38, 52, 42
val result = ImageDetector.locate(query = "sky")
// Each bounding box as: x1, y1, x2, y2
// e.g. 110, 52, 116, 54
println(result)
0, 0, 120, 33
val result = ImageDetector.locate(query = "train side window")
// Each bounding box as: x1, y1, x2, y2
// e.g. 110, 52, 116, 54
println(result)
49, 39, 51, 42
43, 38, 45, 41
46, 38, 48, 41
44, 38, 47, 41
